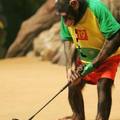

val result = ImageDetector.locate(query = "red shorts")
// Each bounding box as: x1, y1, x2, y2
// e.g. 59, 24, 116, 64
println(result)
77, 55, 120, 85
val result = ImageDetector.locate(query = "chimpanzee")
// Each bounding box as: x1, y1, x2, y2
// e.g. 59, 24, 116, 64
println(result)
55, 0, 120, 120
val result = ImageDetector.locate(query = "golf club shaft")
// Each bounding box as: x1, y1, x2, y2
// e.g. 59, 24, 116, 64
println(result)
28, 81, 71, 120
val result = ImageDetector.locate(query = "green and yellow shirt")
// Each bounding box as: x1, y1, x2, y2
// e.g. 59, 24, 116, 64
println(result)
60, 0, 120, 63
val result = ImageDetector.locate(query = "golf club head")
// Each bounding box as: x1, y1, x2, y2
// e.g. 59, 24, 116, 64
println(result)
12, 118, 20, 120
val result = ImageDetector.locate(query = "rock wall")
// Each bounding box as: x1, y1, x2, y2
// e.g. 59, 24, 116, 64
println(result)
5, 0, 120, 65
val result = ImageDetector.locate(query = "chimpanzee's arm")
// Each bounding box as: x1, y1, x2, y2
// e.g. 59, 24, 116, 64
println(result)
93, 31, 120, 67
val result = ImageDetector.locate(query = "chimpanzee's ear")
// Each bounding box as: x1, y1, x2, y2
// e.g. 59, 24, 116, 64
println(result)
69, 0, 79, 9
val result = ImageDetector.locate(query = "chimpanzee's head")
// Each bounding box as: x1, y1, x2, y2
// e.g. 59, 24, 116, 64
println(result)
55, 0, 87, 26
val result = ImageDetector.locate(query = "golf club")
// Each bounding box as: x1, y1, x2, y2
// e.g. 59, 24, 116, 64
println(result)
12, 81, 71, 120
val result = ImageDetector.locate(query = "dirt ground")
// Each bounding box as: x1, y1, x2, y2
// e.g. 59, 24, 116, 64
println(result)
0, 57, 120, 120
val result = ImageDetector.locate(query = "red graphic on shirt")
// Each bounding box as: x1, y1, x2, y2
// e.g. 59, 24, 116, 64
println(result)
75, 29, 88, 41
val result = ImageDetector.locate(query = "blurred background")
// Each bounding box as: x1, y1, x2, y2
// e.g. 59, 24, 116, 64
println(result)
0, 1, 120, 120
0, 0, 120, 65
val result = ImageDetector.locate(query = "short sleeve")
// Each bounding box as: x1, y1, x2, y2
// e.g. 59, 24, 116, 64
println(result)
90, 0, 120, 39
60, 17, 73, 41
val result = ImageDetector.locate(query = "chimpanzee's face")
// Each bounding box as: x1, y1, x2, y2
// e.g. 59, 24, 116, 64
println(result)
60, 12, 76, 26
55, 0, 87, 26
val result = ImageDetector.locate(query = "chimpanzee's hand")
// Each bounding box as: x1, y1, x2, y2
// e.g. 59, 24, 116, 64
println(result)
67, 64, 85, 86
75, 63, 85, 74
68, 69, 81, 86
81, 62, 94, 76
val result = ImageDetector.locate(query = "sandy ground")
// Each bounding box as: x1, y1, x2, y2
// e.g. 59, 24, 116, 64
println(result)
0, 57, 120, 120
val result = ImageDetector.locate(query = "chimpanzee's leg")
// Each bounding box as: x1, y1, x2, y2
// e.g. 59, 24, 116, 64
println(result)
96, 78, 113, 120
68, 80, 86, 120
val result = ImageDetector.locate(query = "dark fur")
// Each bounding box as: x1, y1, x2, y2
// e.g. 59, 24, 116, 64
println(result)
55, 0, 87, 25
56, 0, 120, 119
